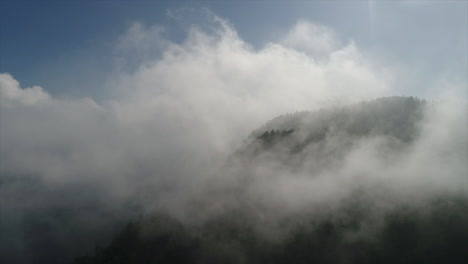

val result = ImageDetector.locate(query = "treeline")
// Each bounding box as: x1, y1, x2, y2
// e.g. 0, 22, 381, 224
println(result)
73, 194, 468, 264
234, 96, 427, 169
250, 96, 427, 143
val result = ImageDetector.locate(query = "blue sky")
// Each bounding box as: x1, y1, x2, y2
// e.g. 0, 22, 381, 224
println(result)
1, 0, 467, 99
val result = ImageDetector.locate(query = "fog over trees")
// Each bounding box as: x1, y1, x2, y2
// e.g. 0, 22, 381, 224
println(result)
72, 97, 468, 264
0, 9, 466, 264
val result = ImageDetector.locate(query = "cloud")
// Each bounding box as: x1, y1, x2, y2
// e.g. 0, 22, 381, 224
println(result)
111, 16, 391, 144
0, 73, 50, 105
281, 20, 341, 58
0, 11, 460, 215
0, 11, 466, 263
0, 15, 391, 194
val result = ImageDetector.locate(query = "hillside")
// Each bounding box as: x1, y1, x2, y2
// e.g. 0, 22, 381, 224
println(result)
73, 97, 468, 264
231, 96, 427, 172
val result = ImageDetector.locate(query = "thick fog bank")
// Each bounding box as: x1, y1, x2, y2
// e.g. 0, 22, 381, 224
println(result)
0, 12, 466, 264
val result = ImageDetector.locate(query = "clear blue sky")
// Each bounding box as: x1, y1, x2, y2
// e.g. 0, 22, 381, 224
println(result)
1, 0, 466, 99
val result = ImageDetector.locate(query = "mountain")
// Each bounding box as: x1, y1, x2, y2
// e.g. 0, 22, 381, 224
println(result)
72, 97, 468, 264
230, 96, 427, 173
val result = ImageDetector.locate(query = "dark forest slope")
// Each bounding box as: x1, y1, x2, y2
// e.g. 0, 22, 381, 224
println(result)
73, 97, 468, 264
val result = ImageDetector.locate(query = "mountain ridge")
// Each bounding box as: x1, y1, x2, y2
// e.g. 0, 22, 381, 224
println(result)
72, 96, 468, 264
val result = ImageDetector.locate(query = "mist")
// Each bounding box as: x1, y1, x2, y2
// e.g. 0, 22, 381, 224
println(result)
0, 11, 466, 264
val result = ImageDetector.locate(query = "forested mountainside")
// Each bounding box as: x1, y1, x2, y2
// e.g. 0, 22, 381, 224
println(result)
231, 96, 427, 171
74, 196, 468, 264
73, 97, 467, 264
251, 96, 426, 141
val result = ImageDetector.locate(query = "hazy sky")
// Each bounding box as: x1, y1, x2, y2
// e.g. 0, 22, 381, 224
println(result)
1, 0, 466, 99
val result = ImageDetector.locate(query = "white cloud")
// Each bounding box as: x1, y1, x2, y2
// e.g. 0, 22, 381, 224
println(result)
0, 13, 465, 233
0, 15, 409, 200
0, 16, 396, 222
111, 16, 390, 146
1, 11, 466, 264
281, 20, 341, 59
0, 73, 50, 105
